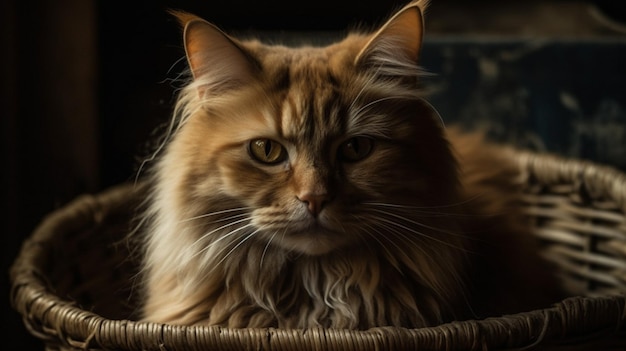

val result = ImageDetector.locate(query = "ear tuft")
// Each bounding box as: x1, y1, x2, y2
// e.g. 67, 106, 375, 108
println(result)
169, 9, 202, 28
355, 1, 427, 70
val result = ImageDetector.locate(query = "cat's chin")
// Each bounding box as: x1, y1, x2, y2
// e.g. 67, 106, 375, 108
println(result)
274, 227, 352, 256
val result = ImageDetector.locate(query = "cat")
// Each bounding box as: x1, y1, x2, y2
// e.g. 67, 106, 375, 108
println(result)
135, 0, 564, 329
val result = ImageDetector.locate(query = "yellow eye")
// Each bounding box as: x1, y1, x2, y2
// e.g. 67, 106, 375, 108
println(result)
249, 139, 287, 164
339, 136, 374, 162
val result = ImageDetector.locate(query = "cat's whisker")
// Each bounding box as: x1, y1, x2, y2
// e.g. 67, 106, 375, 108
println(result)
191, 216, 250, 243
367, 208, 465, 238
260, 231, 278, 269
369, 220, 471, 302
369, 214, 472, 253
364, 205, 495, 238
354, 216, 401, 262
193, 224, 257, 274
367, 217, 428, 253
385, 228, 436, 265
180, 209, 251, 223
360, 205, 494, 247
190, 219, 253, 255
355, 213, 441, 268
366, 220, 435, 272
327, 214, 348, 234
204, 222, 254, 249
214, 229, 261, 268
182, 214, 251, 233
363, 202, 457, 211
362, 195, 485, 211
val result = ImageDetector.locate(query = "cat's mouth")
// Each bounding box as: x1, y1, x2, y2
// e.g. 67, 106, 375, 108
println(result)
277, 224, 351, 256
251, 208, 353, 255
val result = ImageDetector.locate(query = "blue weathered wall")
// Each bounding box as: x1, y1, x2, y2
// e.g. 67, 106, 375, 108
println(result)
420, 39, 626, 171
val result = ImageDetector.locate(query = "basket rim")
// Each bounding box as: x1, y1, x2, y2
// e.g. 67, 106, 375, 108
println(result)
513, 150, 626, 212
10, 150, 626, 351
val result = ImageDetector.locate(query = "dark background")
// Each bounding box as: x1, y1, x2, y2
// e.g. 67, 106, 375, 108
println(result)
3, 0, 625, 349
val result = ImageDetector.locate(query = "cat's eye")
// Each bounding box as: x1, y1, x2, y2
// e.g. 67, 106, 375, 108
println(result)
339, 136, 374, 162
249, 139, 287, 164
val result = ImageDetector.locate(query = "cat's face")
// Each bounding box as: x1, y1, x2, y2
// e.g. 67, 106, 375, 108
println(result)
159, 4, 458, 256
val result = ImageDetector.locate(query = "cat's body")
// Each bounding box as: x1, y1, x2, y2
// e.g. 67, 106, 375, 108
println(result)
137, 0, 563, 329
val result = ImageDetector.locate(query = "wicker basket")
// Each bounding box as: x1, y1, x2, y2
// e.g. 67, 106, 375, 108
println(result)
9, 150, 626, 351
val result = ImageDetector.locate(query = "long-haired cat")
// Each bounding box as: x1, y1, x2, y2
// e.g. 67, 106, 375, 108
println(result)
136, 0, 564, 329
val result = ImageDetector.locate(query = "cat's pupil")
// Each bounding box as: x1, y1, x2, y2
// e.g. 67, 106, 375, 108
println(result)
340, 137, 374, 162
348, 140, 359, 154
250, 139, 286, 164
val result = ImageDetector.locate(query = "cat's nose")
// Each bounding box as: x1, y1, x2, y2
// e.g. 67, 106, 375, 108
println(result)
297, 193, 329, 217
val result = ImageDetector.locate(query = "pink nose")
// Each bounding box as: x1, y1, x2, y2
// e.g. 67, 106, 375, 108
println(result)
297, 193, 329, 217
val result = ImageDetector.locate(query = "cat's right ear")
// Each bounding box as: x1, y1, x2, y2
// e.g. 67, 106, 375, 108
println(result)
172, 11, 257, 92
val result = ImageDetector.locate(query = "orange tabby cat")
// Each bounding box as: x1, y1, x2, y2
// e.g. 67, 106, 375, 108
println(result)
137, 0, 563, 329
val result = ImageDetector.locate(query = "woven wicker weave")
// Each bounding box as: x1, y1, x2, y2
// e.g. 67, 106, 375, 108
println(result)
9, 149, 626, 351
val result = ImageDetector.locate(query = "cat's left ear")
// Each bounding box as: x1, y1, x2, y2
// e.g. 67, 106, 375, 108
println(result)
355, 1, 426, 68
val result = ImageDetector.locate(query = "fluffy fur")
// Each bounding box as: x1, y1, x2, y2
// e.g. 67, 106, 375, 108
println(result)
136, 0, 563, 329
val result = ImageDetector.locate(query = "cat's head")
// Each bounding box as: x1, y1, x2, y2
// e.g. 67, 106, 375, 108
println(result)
154, 0, 459, 256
